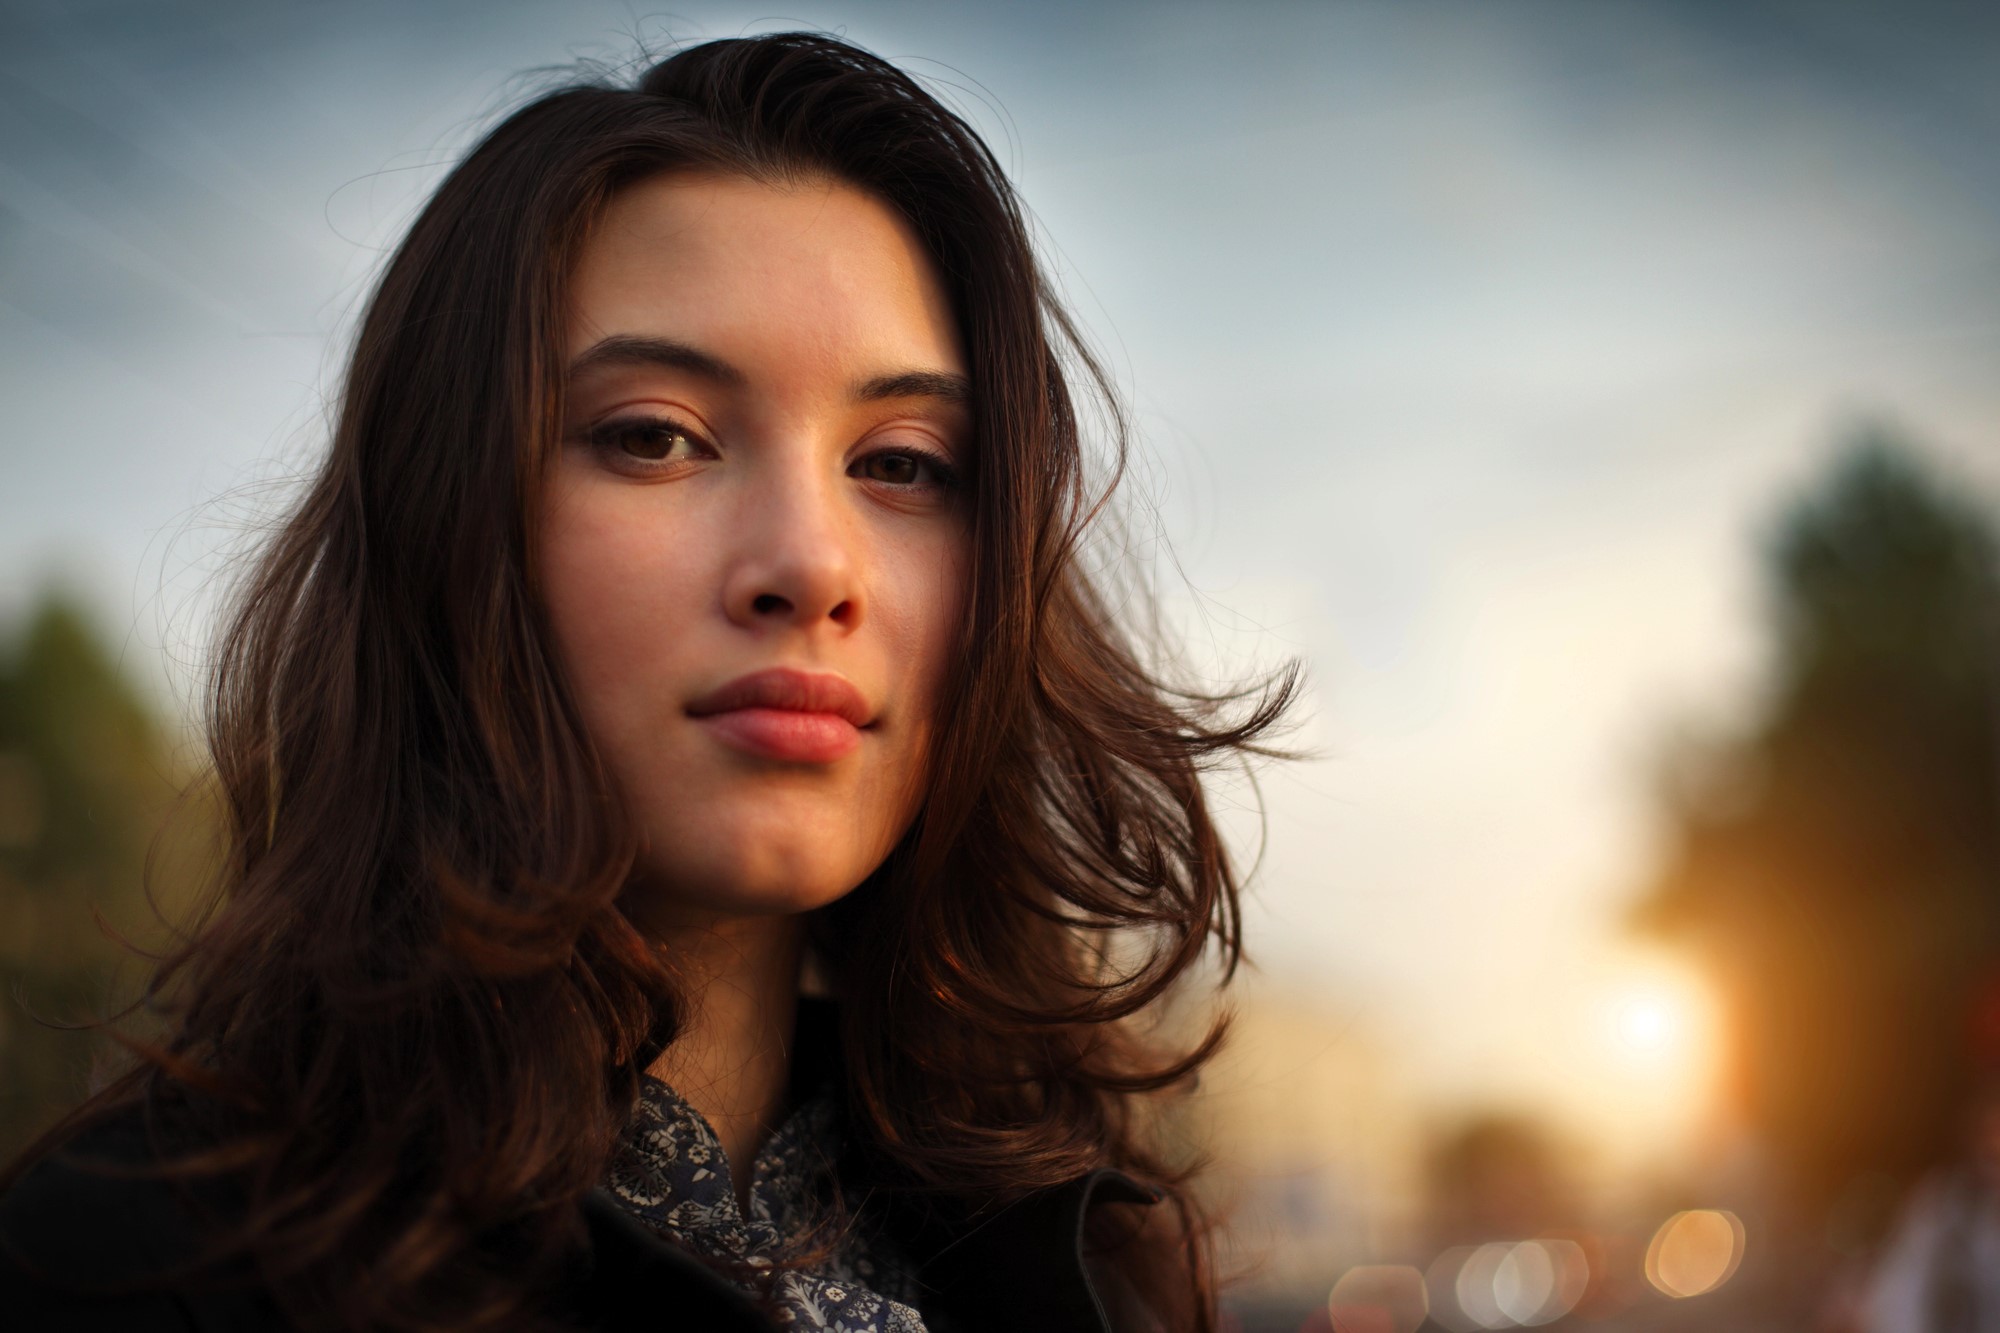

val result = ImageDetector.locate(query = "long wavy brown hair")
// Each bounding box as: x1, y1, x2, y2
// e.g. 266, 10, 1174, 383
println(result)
10, 31, 1294, 1331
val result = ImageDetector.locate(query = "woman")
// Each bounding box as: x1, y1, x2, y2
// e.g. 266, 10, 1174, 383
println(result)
0, 32, 1290, 1333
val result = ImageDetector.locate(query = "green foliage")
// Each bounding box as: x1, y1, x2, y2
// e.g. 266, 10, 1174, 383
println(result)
1773, 430, 1997, 700
1639, 424, 2000, 1229
0, 592, 215, 1160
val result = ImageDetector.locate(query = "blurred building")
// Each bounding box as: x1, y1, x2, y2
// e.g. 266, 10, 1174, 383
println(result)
1185, 979, 1424, 1301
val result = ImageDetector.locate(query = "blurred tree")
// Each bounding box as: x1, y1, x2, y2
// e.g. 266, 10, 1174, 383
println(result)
0, 591, 212, 1160
1637, 426, 2000, 1241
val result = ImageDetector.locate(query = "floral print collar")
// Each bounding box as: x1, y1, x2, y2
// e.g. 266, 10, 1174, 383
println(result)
604, 1074, 928, 1333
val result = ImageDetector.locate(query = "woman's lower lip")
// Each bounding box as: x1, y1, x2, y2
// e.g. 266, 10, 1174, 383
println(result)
694, 708, 862, 762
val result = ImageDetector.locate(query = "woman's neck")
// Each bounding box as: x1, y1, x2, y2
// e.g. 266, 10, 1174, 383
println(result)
643, 910, 805, 1210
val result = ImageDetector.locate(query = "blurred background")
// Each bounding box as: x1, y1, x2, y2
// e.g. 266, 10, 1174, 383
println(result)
3, 1, 1998, 1329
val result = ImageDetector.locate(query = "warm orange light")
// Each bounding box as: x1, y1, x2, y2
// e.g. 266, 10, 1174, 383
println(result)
1571, 953, 1726, 1167
1643, 1209, 1745, 1297
1601, 971, 1710, 1068
1614, 993, 1679, 1053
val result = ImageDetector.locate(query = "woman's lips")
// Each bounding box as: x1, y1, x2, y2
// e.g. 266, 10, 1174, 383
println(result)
695, 708, 861, 763
684, 668, 871, 763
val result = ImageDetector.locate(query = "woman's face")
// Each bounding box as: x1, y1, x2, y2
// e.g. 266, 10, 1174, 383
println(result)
539, 171, 971, 925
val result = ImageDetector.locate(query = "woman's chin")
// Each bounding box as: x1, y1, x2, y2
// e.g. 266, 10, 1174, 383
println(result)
619, 853, 874, 928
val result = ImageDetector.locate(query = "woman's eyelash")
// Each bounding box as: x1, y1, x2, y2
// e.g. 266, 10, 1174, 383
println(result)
576, 417, 959, 490
582, 415, 709, 464
856, 446, 960, 490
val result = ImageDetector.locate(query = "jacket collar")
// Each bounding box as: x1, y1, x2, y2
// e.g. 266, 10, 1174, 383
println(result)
572, 1168, 1163, 1333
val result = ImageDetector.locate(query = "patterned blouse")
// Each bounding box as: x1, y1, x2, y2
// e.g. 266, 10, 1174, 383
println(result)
603, 1074, 929, 1333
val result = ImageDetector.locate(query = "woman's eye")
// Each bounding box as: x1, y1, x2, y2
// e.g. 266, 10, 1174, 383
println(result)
588, 417, 706, 463
855, 450, 955, 490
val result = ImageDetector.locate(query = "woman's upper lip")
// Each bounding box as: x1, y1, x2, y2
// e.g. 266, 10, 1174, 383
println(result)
685, 668, 873, 727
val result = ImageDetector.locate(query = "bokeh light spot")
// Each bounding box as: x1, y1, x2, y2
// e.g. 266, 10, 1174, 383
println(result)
1526, 1239, 1590, 1323
1455, 1243, 1514, 1329
1424, 1247, 1482, 1333
1644, 1208, 1745, 1298
1491, 1241, 1555, 1326
1328, 1264, 1428, 1333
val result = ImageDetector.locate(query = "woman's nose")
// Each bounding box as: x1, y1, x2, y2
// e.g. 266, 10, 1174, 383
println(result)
719, 469, 861, 633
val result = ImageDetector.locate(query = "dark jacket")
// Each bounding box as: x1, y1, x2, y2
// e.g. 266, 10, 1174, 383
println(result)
0, 1110, 1162, 1332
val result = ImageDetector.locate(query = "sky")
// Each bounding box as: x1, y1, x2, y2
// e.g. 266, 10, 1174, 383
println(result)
3, 0, 1999, 1164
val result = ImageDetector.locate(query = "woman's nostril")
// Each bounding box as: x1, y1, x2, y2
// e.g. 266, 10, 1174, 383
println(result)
752, 593, 789, 615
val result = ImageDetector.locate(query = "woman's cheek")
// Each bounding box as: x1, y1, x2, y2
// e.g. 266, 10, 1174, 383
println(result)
541, 482, 684, 738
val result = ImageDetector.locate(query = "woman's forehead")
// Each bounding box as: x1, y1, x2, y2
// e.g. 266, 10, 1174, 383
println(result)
566, 171, 965, 383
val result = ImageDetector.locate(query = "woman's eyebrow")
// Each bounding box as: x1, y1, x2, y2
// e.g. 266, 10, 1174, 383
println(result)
567, 334, 746, 386
567, 338, 966, 407
854, 370, 971, 406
